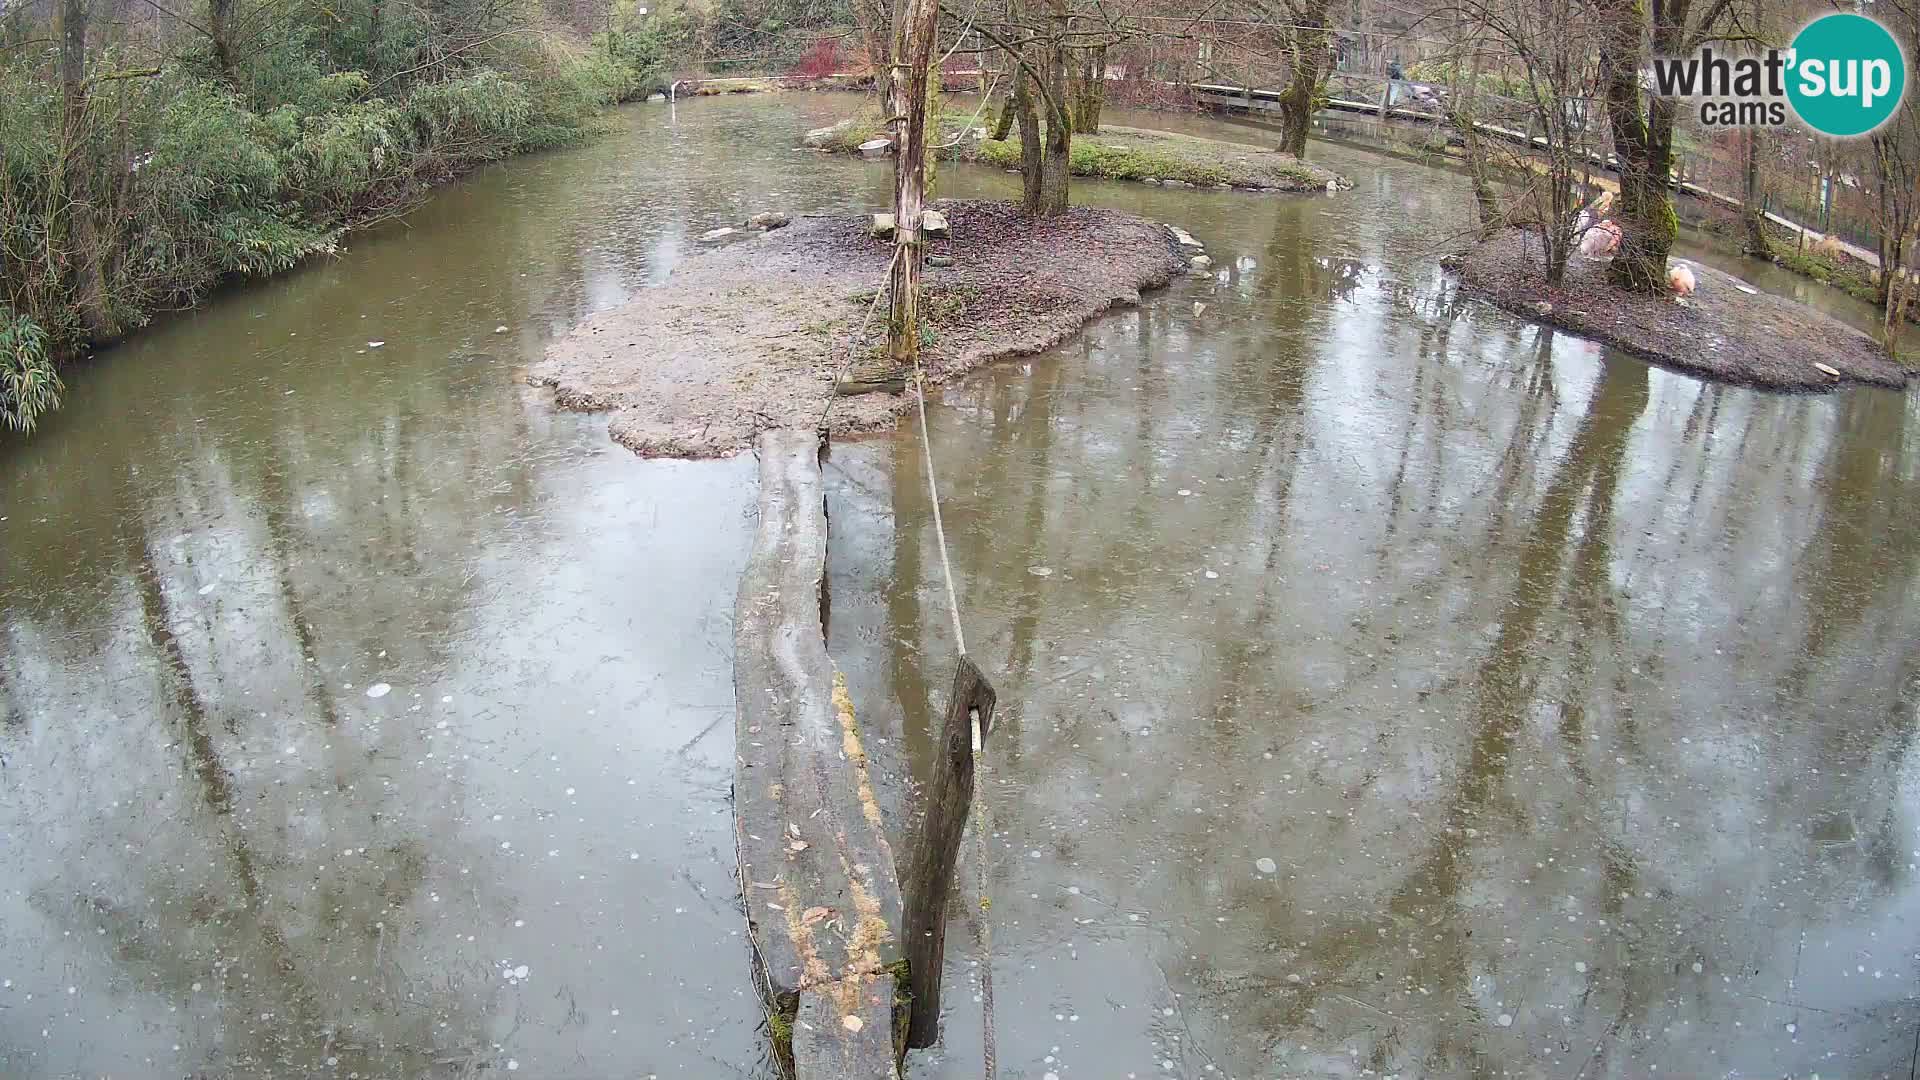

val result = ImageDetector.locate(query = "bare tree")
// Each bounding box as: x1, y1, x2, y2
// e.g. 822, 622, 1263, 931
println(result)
1868, 0, 1920, 342
1270, 0, 1336, 156
1594, 0, 1738, 292
1444, 0, 1605, 283
881, 0, 941, 374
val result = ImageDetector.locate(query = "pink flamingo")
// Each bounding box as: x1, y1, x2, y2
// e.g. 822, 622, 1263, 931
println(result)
1579, 219, 1622, 258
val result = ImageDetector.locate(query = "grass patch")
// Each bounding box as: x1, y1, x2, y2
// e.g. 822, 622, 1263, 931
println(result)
766, 1000, 797, 1076
885, 956, 913, 1064
1774, 248, 1881, 302
956, 126, 1340, 191
809, 101, 979, 154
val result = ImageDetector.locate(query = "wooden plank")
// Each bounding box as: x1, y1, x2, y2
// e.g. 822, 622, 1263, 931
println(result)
734, 428, 904, 1076
902, 655, 998, 1048
793, 974, 902, 1080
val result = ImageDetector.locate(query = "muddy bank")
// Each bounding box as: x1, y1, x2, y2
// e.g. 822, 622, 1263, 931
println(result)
532, 199, 1187, 457
1454, 228, 1909, 390
807, 117, 1347, 193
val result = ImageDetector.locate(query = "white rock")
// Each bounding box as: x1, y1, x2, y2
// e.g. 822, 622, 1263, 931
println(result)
921, 209, 951, 239
366, 683, 391, 699
699, 227, 739, 242
1190, 254, 1213, 271
367, 340, 385, 348
1255, 857, 1278, 874
870, 213, 896, 239
494, 325, 509, 333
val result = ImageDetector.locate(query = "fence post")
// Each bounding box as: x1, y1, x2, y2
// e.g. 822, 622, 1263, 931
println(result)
901, 656, 997, 1049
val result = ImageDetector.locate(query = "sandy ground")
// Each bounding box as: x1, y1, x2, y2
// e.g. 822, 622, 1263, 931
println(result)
1455, 228, 1910, 391
531, 199, 1186, 457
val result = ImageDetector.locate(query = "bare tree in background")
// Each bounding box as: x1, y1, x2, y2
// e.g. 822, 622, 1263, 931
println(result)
1444, 0, 1604, 283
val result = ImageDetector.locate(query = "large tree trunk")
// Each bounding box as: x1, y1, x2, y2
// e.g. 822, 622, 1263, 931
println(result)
988, 0, 1017, 139
1034, 31, 1071, 216
1741, 128, 1771, 258
1013, 58, 1043, 209
1870, 132, 1911, 310
209, 0, 236, 80
1739, 0, 1768, 258
1887, 234, 1909, 350
59, 0, 84, 99
1070, 44, 1106, 133
1598, 0, 1683, 293
369, 0, 383, 77
1448, 57, 1503, 239
56, 0, 112, 339
990, 91, 1016, 140
878, 0, 941, 380
1275, 0, 1332, 158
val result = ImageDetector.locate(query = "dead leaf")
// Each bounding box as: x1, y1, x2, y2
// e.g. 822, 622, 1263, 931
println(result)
802, 906, 832, 925
841, 1015, 864, 1033
1813, 362, 1841, 377
788, 840, 810, 853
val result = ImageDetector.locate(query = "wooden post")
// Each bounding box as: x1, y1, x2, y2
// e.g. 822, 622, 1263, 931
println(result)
902, 655, 997, 1049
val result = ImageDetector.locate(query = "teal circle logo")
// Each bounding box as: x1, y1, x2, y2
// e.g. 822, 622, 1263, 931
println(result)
1786, 13, 1906, 137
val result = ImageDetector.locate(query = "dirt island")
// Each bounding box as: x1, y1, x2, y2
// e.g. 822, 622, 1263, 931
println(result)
1454, 228, 1911, 391
531, 199, 1192, 457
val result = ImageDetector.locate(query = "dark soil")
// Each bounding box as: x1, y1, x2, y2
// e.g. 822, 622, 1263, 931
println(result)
532, 199, 1188, 457
1454, 229, 1910, 391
